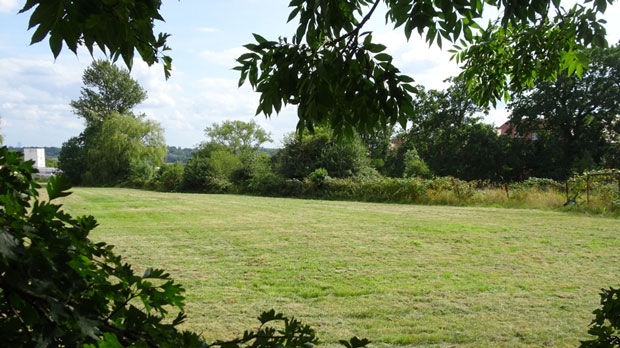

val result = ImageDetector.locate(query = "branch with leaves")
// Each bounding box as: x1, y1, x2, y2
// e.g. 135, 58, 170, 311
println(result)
236, 0, 612, 137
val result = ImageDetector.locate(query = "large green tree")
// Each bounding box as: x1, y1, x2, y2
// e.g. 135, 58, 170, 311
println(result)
83, 113, 166, 186
20, 0, 612, 135
236, 0, 611, 135
508, 44, 620, 178
59, 60, 160, 186
204, 120, 272, 157
71, 59, 147, 127
403, 80, 505, 181
273, 128, 373, 179
183, 121, 273, 192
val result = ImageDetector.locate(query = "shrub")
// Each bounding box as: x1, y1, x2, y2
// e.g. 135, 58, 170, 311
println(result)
58, 136, 87, 185
580, 286, 620, 348
127, 158, 158, 188
182, 156, 211, 192
308, 168, 330, 186
158, 162, 184, 191
402, 148, 432, 179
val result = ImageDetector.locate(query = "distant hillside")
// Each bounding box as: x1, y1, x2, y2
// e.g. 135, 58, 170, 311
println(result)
165, 146, 196, 163
259, 148, 279, 156
8, 146, 276, 164
8, 146, 61, 157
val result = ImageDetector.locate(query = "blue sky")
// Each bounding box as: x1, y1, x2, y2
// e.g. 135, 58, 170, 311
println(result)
1, 0, 619, 148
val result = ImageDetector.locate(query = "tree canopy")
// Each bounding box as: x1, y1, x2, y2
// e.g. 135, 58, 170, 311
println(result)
19, 0, 614, 135
508, 44, 620, 177
204, 120, 272, 156
59, 60, 164, 186
85, 113, 166, 185
70, 59, 147, 127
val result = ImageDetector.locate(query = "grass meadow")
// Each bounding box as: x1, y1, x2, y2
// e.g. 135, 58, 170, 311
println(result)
57, 188, 620, 347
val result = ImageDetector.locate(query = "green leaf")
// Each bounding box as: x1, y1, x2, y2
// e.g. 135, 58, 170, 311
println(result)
287, 7, 300, 22
374, 53, 392, 62
0, 230, 19, 260
252, 33, 267, 44
398, 75, 414, 83
46, 175, 72, 201
366, 43, 387, 53
49, 33, 62, 58
30, 24, 49, 44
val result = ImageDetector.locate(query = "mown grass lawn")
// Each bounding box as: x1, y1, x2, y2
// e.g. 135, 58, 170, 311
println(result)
58, 188, 620, 348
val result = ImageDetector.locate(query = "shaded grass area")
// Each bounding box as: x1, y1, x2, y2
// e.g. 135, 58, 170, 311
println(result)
59, 188, 620, 347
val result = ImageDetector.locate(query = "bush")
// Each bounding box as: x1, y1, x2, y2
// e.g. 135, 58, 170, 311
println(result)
182, 156, 211, 192
158, 162, 184, 191
58, 136, 87, 185
402, 148, 432, 179
580, 286, 620, 348
181, 150, 240, 193
274, 129, 373, 180
126, 158, 158, 188
308, 168, 330, 186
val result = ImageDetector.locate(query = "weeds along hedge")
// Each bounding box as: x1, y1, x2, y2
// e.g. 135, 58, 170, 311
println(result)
240, 174, 619, 213
244, 176, 469, 204
138, 165, 619, 213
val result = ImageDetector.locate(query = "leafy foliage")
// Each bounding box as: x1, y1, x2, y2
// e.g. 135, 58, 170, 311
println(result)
580, 286, 620, 348
402, 148, 431, 179
205, 120, 272, 157
156, 162, 185, 192
19, 0, 173, 78
182, 149, 241, 193
308, 167, 331, 186
403, 81, 506, 181
58, 136, 88, 185
236, 0, 611, 136
71, 60, 147, 127
274, 128, 372, 179
182, 121, 274, 193
456, 2, 609, 106
59, 60, 165, 187
508, 45, 620, 179
84, 113, 166, 186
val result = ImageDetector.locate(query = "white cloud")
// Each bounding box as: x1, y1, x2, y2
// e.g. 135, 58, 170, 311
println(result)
196, 26, 220, 33
0, 0, 18, 13
0, 57, 88, 146
373, 31, 460, 90
131, 60, 185, 109
603, 4, 620, 44
484, 105, 510, 127
199, 47, 247, 67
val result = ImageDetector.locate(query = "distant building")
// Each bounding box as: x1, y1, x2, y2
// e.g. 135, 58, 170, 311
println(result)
23, 147, 46, 168
496, 120, 541, 140
22, 147, 58, 178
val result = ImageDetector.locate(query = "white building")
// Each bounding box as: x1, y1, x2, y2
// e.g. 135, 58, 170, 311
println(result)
23, 147, 58, 178
23, 147, 46, 168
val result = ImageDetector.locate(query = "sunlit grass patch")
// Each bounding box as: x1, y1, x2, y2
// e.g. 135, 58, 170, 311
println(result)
59, 188, 620, 347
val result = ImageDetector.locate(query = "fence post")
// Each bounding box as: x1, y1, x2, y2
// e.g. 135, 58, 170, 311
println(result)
586, 173, 590, 205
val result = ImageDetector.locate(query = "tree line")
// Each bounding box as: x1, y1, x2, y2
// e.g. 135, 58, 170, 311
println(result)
59, 46, 620, 191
